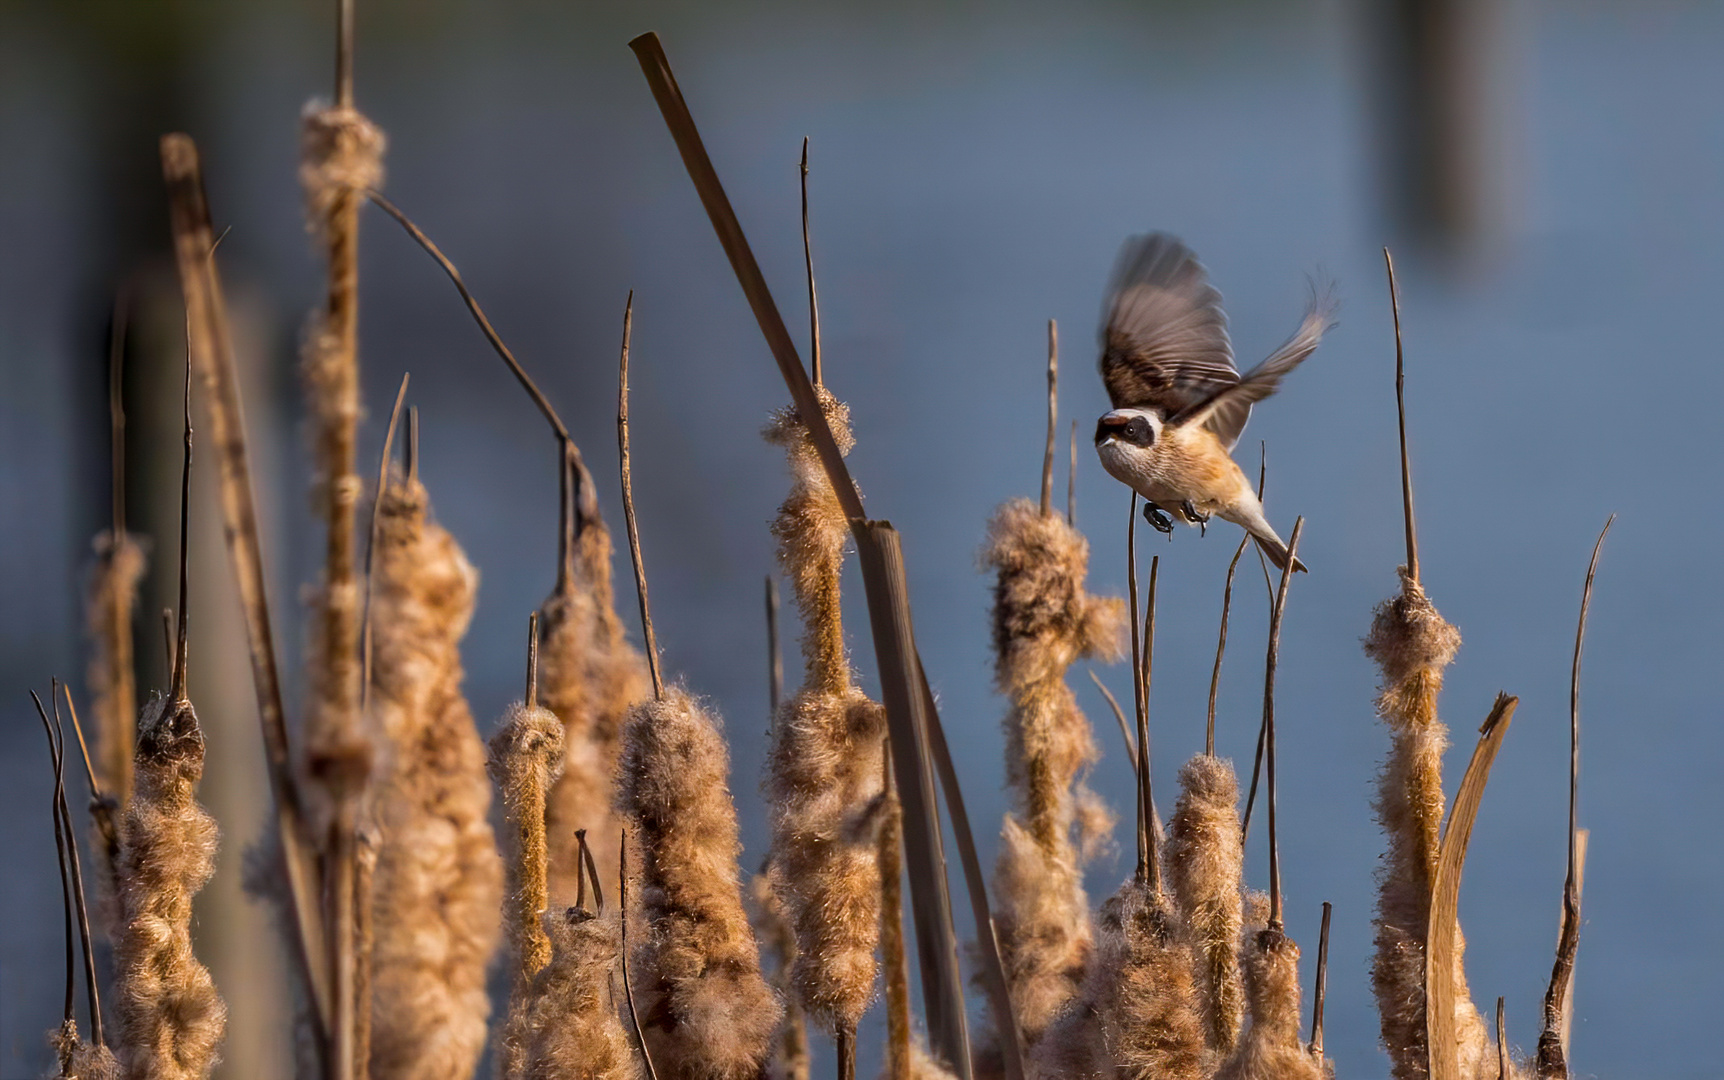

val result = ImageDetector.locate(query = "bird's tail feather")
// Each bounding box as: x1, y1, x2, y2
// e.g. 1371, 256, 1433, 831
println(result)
1253, 530, 1308, 575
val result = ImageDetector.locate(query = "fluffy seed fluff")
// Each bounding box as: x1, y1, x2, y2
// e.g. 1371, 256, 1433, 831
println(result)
617, 687, 782, 1080
539, 514, 651, 910
1363, 569, 1488, 1080
1166, 754, 1247, 1055
518, 907, 640, 1080
750, 874, 810, 1080
1215, 929, 1327, 1080
50, 1020, 121, 1080
489, 702, 566, 1080
1048, 878, 1205, 1080
763, 391, 886, 1037
981, 497, 1126, 1042
115, 694, 227, 1080
299, 103, 385, 234
366, 472, 502, 1080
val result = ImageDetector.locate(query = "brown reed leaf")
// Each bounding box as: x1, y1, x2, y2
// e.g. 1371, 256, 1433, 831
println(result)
1428, 695, 1516, 1080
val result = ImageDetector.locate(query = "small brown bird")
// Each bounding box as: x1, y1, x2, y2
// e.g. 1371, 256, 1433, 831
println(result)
1094, 234, 1333, 572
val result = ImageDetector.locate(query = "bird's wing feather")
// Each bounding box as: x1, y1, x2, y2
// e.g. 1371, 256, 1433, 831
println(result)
1098, 234, 1237, 414
1174, 283, 1337, 450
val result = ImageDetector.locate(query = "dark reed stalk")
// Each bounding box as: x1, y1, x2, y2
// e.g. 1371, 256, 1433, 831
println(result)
801, 137, 821, 388
1041, 319, 1057, 516
1207, 537, 1251, 758
1310, 902, 1332, 1059
160, 134, 330, 1052
616, 293, 663, 701
1263, 519, 1305, 930
50, 687, 103, 1048
1534, 517, 1613, 1079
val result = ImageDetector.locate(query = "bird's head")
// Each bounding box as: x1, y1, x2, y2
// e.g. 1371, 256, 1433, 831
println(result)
1094, 408, 1161, 451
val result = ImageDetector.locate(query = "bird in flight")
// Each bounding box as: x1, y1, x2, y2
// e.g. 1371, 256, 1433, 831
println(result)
1093, 234, 1333, 572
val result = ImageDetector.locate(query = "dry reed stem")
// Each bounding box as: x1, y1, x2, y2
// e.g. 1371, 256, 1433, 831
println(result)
1428, 695, 1516, 1080
1216, 928, 1326, 1080
161, 135, 331, 1057
519, 907, 641, 1080
115, 694, 228, 1080
86, 533, 145, 855
366, 468, 502, 1080
1166, 754, 1246, 1055
1535, 518, 1611, 1079
617, 687, 781, 1080
489, 673, 567, 1080
981, 498, 1125, 1043
764, 389, 886, 1036
1364, 569, 1487, 1080
751, 873, 811, 1080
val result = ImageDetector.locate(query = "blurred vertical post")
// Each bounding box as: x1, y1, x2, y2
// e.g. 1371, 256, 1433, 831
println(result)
1374, 0, 1520, 255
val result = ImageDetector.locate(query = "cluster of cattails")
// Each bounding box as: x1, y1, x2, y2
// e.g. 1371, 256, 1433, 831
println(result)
25, 26, 1613, 1080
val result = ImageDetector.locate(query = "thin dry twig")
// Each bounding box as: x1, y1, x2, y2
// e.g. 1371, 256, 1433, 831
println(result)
1535, 516, 1613, 1078
1207, 536, 1251, 758
801, 137, 821, 388
1263, 518, 1306, 930
1384, 248, 1418, 584
1041, 319, 1057, 516
1310, 901, 1332, 1058
616, 292, 662, 700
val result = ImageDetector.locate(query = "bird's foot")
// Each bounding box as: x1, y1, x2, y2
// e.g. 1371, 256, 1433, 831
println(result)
1181, 500, 1210, 535
1143, 502, 1175, 534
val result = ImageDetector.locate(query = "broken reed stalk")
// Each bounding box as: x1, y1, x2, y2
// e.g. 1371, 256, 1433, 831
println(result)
114, 380, 228, 1080
1535, 517, 1613, 1079
615, 311, 781, 1080
1138, 556, 1160, 888
763, 382, 885, 1055
1497, 999, 1508, 1080
801, 137, 821, 388
1310, 901, 1332, 1058
87, 289, 143, 867
630, 36, 997, 1075
1427, 694, 1518, 1080
364, 443, 502, 1080
160, 134, 331, 1051
489, 615, 566, 1080
1263, 518, 1304, 930
1384, 248, 1418, 585
981, 486, 1124, 1045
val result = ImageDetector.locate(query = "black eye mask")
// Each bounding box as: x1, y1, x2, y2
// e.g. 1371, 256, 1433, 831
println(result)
1124, 418, 1154, 446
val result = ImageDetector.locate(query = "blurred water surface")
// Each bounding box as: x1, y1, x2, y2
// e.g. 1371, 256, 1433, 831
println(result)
2, 1, 1720, 1077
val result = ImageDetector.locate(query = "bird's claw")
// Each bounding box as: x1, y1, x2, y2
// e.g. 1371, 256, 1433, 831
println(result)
1182, 500, 1210, 536
1142, 503, 1175, 534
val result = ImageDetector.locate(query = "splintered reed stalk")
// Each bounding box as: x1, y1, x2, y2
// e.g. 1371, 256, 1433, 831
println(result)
489, 617, 567, 1080
365, 453, 502, 1080
763, 383, 886, 1058
114, 384, 228, 1080
1535, 517, 1613, 1080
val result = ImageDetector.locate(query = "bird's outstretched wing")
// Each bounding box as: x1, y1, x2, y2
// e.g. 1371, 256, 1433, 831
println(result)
1099, 234, 1237, 417
1173, 284, 1337, 449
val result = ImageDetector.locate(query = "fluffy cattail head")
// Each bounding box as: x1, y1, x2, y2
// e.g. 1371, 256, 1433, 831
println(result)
618, 687, 781, 1080
518, 907, 640, 1080
50, 1021, 122, 1080
1166, 754, 1246, 1055
1088, 879, 1206, 1080
1364, 570, 1461, 727
1214, 929, 1326, 1080
134, 695, 206, 795
982, 499, 1126, 687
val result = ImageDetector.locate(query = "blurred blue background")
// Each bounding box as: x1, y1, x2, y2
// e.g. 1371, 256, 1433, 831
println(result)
2, 1, 1718, 1077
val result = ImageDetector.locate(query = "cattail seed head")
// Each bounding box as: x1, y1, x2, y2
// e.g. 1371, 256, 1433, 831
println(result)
618, 687, 781, 1080
981, 498, 1125, 1042
366, 471, 502, 1080
115, 694, 227, 1080
1084, 879, 1206, 1080
519, 907, 640, 1080
1215, 929, 1326, 1080
1166, 754, 1246, 1054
